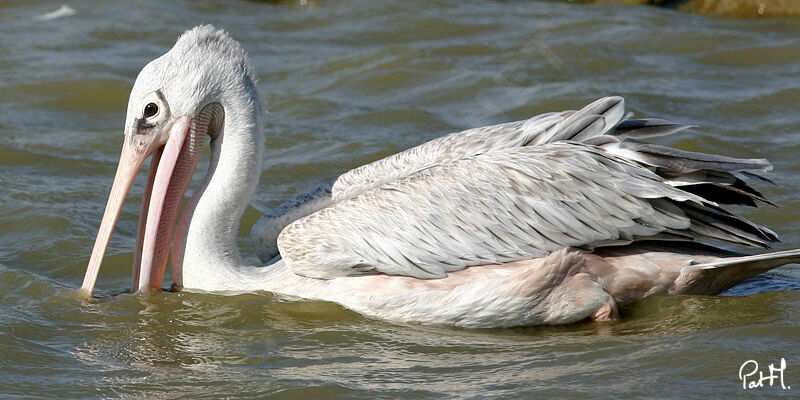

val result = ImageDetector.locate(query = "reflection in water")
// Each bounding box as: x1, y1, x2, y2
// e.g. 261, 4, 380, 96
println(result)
61, 288, 798, 397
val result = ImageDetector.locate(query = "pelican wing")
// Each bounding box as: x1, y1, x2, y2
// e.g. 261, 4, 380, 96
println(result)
277, 142, 777, 279
254, 96, 771, 264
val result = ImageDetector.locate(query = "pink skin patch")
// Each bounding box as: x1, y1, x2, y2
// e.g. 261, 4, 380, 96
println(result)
131, 148, 162, 291
137, 116, 202, 292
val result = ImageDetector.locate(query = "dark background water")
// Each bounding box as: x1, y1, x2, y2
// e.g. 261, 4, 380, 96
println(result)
1, 0, 798, 398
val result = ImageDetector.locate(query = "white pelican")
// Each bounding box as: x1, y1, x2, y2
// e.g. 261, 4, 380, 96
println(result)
80, 26, 800, 327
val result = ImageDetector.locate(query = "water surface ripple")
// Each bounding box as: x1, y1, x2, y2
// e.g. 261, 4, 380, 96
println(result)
1, 0, 799, 398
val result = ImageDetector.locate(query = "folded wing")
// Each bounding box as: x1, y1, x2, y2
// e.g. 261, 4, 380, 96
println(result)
277, 142, 777, 279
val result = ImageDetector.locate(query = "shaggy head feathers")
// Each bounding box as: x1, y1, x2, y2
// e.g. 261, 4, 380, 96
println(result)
125, 25, 259, 131
172, 25, 256, 84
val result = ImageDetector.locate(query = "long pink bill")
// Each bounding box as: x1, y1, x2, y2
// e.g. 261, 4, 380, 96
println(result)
80, 116, 198, 297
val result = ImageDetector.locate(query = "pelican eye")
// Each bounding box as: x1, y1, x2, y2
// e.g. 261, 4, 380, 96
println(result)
143, 103, 159, 118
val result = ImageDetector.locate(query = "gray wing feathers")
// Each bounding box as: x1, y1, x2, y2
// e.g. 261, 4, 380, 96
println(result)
258, 96, 779, 276
613, 140, 771, 174
277, 143, 775, 280
596, 137, 773, 207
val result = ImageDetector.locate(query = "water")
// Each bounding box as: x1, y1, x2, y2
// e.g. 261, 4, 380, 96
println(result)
1, 0, 799, 398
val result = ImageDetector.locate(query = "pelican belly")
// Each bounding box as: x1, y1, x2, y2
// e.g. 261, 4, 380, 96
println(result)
245, 249, 610, 328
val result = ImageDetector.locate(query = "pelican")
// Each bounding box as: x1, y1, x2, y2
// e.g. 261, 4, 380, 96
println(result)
80, 26, 799, 327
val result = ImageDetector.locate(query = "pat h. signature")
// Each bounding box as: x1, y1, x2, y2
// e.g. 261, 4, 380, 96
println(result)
739, 358, 790, 390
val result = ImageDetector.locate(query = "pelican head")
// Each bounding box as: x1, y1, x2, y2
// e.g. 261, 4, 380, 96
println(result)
81, 25, 261, 296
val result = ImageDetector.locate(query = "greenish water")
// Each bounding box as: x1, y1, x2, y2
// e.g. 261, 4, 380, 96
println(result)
1, 0, 799, 398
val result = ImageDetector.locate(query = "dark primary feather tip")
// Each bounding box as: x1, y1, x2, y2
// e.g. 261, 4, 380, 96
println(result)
619, 140, 773, 173
610, 118, 697, 139
680, 182, 777, 207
